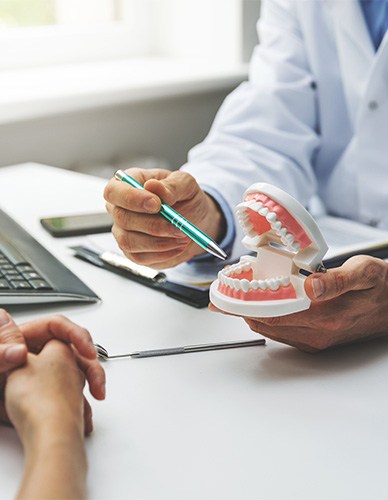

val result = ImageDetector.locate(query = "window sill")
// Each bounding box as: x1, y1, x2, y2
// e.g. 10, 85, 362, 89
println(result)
0, 57, 248, 125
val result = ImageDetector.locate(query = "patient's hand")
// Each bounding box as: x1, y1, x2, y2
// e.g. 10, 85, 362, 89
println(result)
209, 255, 388, 352
5, 341, 88, 500
5, 340, 85, 441
0, 310, 105, 431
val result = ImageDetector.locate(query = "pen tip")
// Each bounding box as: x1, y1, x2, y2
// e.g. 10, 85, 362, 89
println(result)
206, 241, 228, 260
114, 170, 124, 181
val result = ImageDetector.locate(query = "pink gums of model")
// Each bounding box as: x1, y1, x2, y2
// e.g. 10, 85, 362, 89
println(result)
210, 182, 328, 317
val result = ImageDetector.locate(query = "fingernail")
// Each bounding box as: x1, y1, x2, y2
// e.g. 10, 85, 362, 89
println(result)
4, 345, 26, 364
143, 198, 159, 213
0, 310, 10, 327
312, 277, 324, 298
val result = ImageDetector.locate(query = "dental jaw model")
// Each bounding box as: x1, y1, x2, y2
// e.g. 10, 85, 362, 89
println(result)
210, 183, 328, 317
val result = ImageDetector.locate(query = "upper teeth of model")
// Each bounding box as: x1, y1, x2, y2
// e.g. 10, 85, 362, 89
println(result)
236, 200, 301, 253
217, 262, 291, 292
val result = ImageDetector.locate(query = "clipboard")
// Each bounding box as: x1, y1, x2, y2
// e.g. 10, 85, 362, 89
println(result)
70, 245, 210, 308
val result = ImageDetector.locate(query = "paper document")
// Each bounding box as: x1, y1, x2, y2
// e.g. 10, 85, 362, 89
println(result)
318, 216, 388, 260
85, 215, 388, 288
84, 233, 222, 288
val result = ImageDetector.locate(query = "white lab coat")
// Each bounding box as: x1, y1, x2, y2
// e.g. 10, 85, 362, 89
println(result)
182, 0, 388, 261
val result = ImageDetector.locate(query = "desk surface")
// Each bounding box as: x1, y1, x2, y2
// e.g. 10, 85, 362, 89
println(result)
0, 164, 387, 500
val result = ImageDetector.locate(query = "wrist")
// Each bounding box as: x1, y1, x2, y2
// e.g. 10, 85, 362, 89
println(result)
21, 413, 84, 452
18, 418, 87, 500
204, 194, 226, 243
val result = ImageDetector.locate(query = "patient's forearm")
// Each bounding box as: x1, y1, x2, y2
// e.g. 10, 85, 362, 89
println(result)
17, 421, 87, 500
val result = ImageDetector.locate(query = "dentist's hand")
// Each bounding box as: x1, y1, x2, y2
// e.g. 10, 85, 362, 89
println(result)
209, 256, 388, 352
104, 168, 225, 269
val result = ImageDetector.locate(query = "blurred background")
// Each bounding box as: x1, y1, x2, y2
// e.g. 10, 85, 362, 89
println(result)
0, 0, 260, 177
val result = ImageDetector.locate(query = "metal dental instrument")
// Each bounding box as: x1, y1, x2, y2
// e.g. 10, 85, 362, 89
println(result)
94, 338, 266, 360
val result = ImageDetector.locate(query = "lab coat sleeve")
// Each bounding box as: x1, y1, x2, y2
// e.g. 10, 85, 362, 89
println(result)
181, 0, 321, 262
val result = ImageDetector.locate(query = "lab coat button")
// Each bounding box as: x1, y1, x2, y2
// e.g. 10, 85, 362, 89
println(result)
368, 101, 378, 110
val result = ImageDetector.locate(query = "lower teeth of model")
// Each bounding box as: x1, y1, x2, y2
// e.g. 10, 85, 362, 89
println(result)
219, 268, 291, 292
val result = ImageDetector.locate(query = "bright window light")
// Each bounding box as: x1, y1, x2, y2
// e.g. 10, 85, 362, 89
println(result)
0, 0, 259, 70
0, 0, 120, 27
0, 0, 56, 28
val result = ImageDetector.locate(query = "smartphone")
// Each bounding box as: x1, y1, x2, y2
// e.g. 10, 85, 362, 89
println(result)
40, 212, 113, 237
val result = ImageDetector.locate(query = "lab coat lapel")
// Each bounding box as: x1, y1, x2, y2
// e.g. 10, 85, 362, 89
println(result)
325, 0, 375, 126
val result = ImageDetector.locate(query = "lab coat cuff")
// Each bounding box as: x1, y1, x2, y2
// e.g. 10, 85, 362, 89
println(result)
188, 185, 236, 263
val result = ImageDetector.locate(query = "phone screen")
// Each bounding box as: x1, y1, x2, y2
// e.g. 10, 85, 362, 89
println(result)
40, 212, 113, 237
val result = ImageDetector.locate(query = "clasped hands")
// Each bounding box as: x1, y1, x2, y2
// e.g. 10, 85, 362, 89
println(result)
0, 310, 105, 435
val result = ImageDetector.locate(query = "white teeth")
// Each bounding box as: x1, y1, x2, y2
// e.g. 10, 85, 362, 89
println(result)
252, 202, 262, 211
268, 278, 280, 291
237, 215, 247, 225
237, 202, 306, 258
285, 233, 294, 244
241, 279, 250, 292
219, 268, 292, 293
233, 279, 241, 290
251, 280, 259, 290
280, 276, 291, 286
266, 212, 277, 222
281, 237, 288, 246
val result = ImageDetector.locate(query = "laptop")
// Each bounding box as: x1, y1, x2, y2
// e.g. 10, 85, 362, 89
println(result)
0, 207, 99, 305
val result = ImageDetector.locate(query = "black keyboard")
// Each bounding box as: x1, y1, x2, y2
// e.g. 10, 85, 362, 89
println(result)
0, 208, 99, 305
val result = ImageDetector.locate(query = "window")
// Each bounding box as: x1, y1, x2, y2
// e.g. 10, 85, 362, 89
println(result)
0, 0, 56, 28
0, 0, 151, 69
0, 0, 122, 28
0, 0, 260, 70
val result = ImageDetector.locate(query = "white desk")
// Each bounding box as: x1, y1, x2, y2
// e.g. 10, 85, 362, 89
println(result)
1, 164, 387, 500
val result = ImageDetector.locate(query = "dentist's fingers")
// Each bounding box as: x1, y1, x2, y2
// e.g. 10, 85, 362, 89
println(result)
105, 205, 183, 238
144, 171, 200, 206
111, 225, 188, 255
104, 168, 171, 213
305, 255, 386, 301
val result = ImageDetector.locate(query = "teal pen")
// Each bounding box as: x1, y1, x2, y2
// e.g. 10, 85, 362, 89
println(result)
115, 170, 227, 260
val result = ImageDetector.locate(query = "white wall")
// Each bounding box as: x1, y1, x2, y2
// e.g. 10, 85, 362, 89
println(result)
0, 87, 234, 176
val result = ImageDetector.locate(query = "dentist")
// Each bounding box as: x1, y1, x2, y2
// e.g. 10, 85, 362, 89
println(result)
104, 0, 388, 352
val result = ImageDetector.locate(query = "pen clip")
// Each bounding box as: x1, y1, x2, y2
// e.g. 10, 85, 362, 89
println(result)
100, 251, 166, 282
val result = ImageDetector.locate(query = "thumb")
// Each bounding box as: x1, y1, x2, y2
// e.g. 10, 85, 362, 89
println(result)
305, 255, 382, 302
0, 309, 27, 372
144, 171, 199, 206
